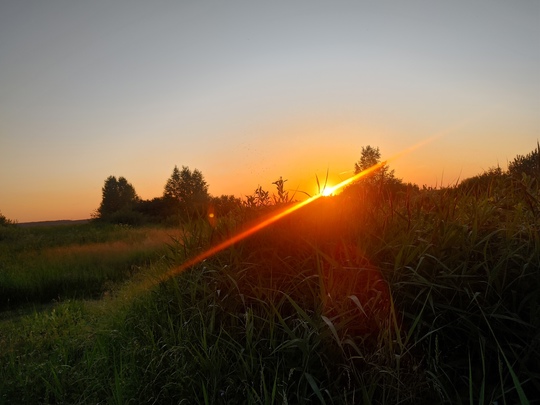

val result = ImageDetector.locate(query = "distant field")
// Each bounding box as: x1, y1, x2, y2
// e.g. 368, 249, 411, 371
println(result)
17, 219, 90, 227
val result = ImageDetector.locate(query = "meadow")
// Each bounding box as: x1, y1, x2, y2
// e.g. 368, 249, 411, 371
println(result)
0, 170, 539, 403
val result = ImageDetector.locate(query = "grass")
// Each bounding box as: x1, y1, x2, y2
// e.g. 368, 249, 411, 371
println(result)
0, 176, 539, 404
0, 223, 182, 308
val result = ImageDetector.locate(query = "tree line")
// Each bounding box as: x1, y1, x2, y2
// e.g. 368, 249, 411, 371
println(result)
93, 148, 403, 226
2, 143, 537, 227
93, 165, 242, 225
91, 143, 537, 226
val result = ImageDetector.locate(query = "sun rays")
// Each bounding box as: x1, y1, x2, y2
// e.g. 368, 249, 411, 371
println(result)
158, 134, 444, 284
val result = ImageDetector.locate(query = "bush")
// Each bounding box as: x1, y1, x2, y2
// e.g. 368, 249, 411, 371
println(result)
0, 211, 15, 227
96, 208, 146, 226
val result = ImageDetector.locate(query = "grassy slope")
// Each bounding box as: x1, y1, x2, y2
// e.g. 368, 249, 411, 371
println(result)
1, 181, 539, 404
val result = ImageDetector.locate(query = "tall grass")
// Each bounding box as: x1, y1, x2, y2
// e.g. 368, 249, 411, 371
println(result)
0, 224, 181, 307
1, 175, 539, 403
385, 188, 539, 403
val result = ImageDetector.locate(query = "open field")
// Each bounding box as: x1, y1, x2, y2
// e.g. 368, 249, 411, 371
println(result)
0, 223, 183, 308
1, 181, 539, 404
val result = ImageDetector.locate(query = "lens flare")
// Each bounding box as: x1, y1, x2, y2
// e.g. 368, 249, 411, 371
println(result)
157, 133, 450, 283
321, 186, 334, 196
160, 193, 322, 281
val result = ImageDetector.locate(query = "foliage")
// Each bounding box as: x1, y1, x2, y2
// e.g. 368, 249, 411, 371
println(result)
163, 165, 210, 219
0, 224, 175, 308
93, 167, 230, 226
272, 176, 290, 204
458, 165, 507, 195
345, 146, 405, 202
0, 211, 15, 227
2, 146, 540, 403
353, 145, 396, 185
96, 176, 139, 220
3, 181, 538, 403
508, 141, 540, 180
103, 207, 146, 226
458, 143, 540, 216
0, 212, 17, 243
244, 185, 271, 208
133, 197, 170, 222
209, 195, 243, 217
244, 178, 294, 211
344, 145, 407, 199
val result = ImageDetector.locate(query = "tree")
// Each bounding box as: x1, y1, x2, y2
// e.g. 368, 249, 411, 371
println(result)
0, 211, 15, 226
354, 145, 396, 186
163, 166, 182, 201
134, 197, 170, 221
209, 195, 243, 217
163, 166, 209, 218
97, 176, 139, 218
341, 145, 406, 203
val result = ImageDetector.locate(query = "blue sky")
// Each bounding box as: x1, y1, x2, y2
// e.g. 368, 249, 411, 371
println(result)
1, 1, 539, 221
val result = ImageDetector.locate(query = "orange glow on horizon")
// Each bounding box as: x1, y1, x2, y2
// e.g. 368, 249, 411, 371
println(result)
158, 134, 443, 283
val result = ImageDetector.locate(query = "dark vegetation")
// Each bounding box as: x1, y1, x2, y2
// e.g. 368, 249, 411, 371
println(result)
93, 165, 242, 226
1, 144, 539, 404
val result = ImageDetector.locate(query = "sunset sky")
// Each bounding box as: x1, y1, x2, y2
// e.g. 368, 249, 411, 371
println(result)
1, 1, 539, 222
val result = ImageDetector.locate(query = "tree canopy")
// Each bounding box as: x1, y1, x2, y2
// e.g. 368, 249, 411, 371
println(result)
0, 211, 15, 226
163, 166, 209, 218
353, 145, 397, 187
97, 176, 139, 218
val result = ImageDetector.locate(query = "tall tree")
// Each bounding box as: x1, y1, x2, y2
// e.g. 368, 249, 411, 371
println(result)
97, 176, 139, 218
163, 166, 209, 218
354, 145, 395, 186
163, 166, 183, 201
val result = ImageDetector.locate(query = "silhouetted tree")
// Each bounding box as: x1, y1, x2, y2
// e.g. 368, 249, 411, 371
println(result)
0, 211, 15, 226
135, 197, 170, 221
209, 195, 243, 217
97, 176, 139, 219
163, 166, 182, 201
343, 145, 404, 202
163, 166, 209, 219
354, 145, 396, 186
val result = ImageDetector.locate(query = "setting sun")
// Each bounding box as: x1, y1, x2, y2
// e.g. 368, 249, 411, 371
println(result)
0, 1, 537, 402
321, 186, 336, 196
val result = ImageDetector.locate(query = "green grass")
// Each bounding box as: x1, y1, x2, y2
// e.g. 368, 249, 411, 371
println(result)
1, 178, 539, 404
0, 224, 181, 307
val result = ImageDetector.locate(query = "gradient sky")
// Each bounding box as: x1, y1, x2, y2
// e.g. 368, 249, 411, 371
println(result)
1, 1, 539, 222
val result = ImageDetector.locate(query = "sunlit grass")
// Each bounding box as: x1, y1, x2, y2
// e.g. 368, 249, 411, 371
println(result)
0, 172, 539, 403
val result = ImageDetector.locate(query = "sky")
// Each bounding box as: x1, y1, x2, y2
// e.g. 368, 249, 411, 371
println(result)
1, 1, 539, 222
